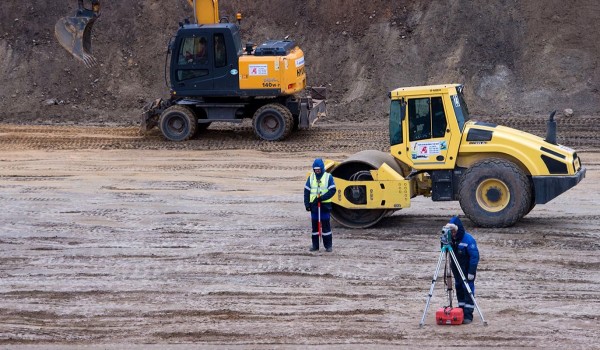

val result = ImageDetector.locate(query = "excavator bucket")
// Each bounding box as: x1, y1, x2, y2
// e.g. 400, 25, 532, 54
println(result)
54, 0, 100, 67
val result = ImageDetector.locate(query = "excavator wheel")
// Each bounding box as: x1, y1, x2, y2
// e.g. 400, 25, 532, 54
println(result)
330, 150, 410, 229
159, 105, 198, 142
252, 103, 293, 141
458, 158, 532, 228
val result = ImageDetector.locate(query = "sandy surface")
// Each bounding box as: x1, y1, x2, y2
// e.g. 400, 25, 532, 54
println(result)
0, 124, 599, 348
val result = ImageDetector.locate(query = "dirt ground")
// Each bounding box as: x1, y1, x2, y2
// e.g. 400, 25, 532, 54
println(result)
2, 1, 599, 348
0, 122, 598, 348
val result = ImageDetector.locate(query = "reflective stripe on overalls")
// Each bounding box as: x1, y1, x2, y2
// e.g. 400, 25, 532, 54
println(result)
309, 173, 332, 203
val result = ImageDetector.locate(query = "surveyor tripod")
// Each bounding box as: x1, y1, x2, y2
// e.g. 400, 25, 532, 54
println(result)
419, 241, 488, 327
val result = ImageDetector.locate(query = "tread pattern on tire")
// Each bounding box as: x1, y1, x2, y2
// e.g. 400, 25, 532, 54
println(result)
458, 158, 532, 228
159, 105, 197, 142
252, 103, 293, 141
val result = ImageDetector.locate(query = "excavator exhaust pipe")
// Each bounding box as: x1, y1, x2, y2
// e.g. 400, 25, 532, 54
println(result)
55, 0, 100, 67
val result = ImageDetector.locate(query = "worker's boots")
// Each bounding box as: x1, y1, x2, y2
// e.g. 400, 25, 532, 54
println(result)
323, 234, 332, 252
462, 308, 474, 324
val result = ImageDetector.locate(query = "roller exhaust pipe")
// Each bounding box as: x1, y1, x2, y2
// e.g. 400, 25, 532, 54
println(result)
545, 110, 557, 145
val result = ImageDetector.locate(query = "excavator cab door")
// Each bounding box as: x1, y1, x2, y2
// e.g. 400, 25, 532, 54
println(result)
171, 31, 213, 92
170, 26, 239, 96
55, 0, 100, 67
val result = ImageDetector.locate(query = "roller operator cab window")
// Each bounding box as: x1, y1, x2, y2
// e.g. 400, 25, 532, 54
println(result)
389, 99, 404, 145
408, 96, 447, 141
176, 36, 209, 81
451, 89, 471, 131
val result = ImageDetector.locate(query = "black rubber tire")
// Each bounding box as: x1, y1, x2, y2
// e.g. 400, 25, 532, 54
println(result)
159, 105, 197, 142
252, 103, 293, 141
458, 158, 532, 228
523, 180, 536, 216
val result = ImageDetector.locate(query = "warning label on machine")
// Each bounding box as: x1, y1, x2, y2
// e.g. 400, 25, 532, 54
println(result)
411, 141, 447, 159
249, 64, 268, 76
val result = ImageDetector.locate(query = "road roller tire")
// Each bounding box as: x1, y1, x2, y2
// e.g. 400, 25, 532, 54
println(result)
458, 158, 532, 228
159, 105, 197, 142
330, 150, 410, 229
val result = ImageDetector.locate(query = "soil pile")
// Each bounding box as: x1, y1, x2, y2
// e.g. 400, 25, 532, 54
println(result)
1, 0, 599, 124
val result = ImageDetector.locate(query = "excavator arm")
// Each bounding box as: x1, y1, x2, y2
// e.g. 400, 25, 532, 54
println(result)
55, 0, 220, 66
188, 0, 220, 25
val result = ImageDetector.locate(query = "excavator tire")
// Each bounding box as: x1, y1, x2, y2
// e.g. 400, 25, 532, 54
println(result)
159, 105, 198, 142
458, 158, 532, 228
330, 150, 410, 229
252, 103, 293, 141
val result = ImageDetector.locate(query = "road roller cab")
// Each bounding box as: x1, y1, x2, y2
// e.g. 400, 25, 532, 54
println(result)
327, 84, 586, 228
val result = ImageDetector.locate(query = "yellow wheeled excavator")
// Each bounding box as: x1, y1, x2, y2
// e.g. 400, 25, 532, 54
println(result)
55, 0, 326, 142
325, 84, 586, 228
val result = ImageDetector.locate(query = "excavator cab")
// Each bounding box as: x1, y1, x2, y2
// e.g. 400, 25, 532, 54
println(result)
169, 23, 242, 96
54, 0, 100, 67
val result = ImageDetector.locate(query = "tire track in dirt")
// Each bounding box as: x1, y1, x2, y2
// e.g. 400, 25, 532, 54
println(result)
1, 116, 599, 152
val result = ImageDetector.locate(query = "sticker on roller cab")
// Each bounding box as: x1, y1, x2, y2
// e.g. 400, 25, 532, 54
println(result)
451, 95, 460, 108
249, 64, 268, 76
295, 57, 305, 67
411, 141, 444, 159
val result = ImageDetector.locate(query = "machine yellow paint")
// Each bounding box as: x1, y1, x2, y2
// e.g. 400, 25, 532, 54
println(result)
328, 84, 586, 228
189, 0, 219, 24
238, 47, 307, 94
328, 163, 413, 209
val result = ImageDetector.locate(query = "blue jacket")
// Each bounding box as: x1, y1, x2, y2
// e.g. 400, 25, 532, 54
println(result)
449, 216, 479, 277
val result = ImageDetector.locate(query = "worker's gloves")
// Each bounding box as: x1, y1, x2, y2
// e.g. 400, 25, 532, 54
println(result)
467, 273, 475, 281
305, 205, 311, 211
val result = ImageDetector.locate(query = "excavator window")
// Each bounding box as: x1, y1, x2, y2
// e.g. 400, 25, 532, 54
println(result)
176, 36, 209, 81
179, 36, 208, 65
214, 33, 227, 68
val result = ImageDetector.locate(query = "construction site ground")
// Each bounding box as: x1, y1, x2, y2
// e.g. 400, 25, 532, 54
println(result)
0, 119, 599, 348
